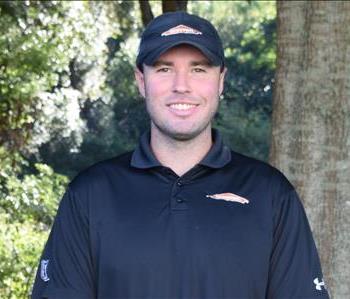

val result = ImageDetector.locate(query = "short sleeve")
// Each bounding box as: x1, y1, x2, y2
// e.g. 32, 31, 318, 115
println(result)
31, 186, 95, 299
267, 189, 330, 299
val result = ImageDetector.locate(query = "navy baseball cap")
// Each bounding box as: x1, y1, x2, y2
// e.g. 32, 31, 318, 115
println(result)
136, 11, 225, 71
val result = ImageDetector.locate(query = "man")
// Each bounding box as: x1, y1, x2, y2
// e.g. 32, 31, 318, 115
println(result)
32, 12, 330, 299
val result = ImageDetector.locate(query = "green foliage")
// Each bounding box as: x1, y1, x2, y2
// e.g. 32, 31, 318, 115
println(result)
0, 217, 48, 299
38, 47, 149, 177
0, 147, 68, 224
0, 1, 131, 152
30, 1, 140, 177
0, 147, 68, 298
216, 101, 271, 160
0, 1, 72, 149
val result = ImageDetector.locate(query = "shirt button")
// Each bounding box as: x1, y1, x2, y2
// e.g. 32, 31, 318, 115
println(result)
177, 181, 183, 186
176, 198, 184, 203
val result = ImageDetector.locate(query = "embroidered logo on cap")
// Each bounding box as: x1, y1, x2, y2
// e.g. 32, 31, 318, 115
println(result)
161, 24, 202, 36
40, 259, 50, 282
206, 193, 249, 204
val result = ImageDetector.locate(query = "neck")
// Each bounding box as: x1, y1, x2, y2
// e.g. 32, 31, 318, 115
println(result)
150, 128, 213, 176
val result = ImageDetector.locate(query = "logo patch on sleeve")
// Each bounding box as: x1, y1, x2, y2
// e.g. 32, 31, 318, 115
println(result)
40, 259, 50, 282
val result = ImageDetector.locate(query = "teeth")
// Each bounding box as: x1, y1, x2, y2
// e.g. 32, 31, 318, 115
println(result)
170, 103, 196, 110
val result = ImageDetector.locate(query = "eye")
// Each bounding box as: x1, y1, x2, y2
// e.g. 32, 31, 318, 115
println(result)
156, 67, 171, 73
192, 67, 206, 73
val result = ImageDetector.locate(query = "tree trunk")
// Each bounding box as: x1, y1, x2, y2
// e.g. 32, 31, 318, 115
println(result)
162, 0, 188, 13
138, 0, 154, 27
138, 0, 188, 27
270, 1, 350, 297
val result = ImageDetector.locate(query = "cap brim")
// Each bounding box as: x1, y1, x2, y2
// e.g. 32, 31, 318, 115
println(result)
142, 40, 222, 68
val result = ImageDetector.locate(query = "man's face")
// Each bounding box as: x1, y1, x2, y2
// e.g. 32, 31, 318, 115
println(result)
135, 44, 226, 141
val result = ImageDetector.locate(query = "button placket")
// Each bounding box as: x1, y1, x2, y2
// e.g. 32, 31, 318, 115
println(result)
171, 179, 188, 211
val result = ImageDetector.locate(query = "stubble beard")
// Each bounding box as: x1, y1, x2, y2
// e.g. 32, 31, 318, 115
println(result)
151, 119, 213, 142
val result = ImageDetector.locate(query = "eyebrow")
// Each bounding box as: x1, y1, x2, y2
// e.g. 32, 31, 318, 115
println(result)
152, 61, 173, 67
152, 60, 214, 67
191, 60, 214, 67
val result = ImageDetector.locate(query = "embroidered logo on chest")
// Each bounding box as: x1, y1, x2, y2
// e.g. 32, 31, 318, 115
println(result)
206, 192, 249, 204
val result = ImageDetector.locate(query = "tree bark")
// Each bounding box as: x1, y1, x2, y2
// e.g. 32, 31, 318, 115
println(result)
270, 1, 350, 297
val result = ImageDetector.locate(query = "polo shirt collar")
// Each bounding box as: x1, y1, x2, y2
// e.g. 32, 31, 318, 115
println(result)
131, 130, 162, 169
199, 129, 232, 168
130, 129, 231, 169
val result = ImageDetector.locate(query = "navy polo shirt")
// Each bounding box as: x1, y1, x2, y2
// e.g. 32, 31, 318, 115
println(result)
32, 130, 330, 299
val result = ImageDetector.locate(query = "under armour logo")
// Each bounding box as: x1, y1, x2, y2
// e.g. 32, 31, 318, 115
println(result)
313, 277, 326, 291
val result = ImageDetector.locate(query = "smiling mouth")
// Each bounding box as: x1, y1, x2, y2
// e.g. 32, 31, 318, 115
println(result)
168, 103, 199, 111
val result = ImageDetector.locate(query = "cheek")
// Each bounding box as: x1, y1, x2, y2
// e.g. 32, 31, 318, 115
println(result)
195, 79, 221, 99
145, 77, 171, 98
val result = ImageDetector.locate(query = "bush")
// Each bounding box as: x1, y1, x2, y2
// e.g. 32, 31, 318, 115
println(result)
0, 147, 68, 298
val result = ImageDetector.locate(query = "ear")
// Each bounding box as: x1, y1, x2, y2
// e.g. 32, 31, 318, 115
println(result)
134, 67, 146, 98
219, 67, 227, 96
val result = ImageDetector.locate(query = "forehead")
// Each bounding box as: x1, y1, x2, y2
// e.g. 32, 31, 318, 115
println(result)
154, 44, 210, 63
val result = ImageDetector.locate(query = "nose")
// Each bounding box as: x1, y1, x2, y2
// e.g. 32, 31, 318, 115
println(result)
172, 70, 191, 94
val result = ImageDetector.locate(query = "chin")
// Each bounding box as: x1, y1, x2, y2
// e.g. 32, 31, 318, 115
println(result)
170, 132, 197, 141
158, 125, 210, 142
